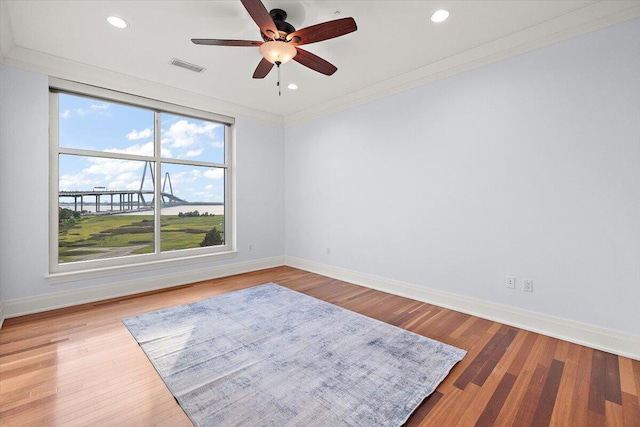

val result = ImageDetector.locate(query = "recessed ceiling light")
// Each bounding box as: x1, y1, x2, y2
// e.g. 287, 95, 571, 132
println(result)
287, 83, 299, 90
107, 16, 129, 29
430, 9, 449, 23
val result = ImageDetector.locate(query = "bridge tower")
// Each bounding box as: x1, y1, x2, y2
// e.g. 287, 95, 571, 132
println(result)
138, 162, 181, 206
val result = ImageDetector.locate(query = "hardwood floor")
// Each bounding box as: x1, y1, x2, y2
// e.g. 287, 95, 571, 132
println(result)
1, 266, 638, 426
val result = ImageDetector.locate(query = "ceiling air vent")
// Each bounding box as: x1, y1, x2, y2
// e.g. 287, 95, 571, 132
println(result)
170, 58, 206, 73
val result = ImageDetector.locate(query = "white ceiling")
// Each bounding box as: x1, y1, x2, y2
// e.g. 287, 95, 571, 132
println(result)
2, 1, 639, 125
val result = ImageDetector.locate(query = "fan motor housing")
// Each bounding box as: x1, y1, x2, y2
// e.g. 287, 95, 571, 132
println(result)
264, 8, 295, 40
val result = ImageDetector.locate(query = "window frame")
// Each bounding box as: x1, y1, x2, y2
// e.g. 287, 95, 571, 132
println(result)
48, 78, 236, 280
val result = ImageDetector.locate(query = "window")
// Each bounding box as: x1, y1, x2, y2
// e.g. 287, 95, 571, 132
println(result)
49, 79, 234, 275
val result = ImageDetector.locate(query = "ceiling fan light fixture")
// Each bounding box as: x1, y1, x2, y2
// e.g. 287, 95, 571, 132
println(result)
431, 9, 450, 23
287, 83, 299, 90
259, 41, 297, 65
106, 15, 129, 29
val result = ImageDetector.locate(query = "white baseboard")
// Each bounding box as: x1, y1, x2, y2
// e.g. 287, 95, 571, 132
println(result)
4, 254, 638, 360
285, 256, 640, 360
3, 256, 285, 319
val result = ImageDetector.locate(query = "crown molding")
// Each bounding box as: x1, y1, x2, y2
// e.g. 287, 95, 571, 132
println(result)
284, 2, 640, 126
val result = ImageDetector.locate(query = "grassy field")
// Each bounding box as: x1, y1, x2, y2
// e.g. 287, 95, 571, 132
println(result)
59, 214, 224, 263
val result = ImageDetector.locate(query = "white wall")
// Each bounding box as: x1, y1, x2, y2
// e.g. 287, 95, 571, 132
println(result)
0, 65, 284, 305
285, 19, 640, 338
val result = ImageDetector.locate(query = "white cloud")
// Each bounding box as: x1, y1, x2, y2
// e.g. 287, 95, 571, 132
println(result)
185, 148, 204, 158
105, 141, 155, 157
109, 172, 145, 191
162, 119, 218, 149
167, 171, 196, 184
126, 128, 153, 141
100, 141, 171, 159
59, 172, 102, 191
84, 157, 144, 180
68, 103, 111, 118
204, 169, 224, 180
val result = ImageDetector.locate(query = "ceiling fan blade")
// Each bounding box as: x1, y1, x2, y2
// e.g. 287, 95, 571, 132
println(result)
293, 48, 337, 76
253, 58, 274, 79
287, 17, 357, 46
240, 0, 278, 40
191, 39, 262, 47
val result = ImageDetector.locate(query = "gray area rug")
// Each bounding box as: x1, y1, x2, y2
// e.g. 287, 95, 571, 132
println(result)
123, 283, 466, 426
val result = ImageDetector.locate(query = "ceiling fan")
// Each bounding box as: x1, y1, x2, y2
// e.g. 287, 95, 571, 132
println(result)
192, 0, 357, 88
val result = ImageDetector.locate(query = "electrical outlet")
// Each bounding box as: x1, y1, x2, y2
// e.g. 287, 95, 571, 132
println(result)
248, 244, 253, 252
523, 279, 533, 292
506, 276, 516, 289
325, 248, 331, 256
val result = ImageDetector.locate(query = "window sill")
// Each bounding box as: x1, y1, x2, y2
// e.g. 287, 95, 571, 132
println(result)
46, 250, 238, 284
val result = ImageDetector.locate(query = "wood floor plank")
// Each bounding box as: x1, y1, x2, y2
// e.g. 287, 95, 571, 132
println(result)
605, 400, 624, 427
549, 343, 583, 426
421, 384, 480, 426
554, 339, 572, 362
570, 345, 595, 427
473, 372, 517, 426
631, 359, 640, 398
0, 266, 638, 427
619, 357, 638, 396
530, 358, 565, 427
404, 391, 443, 426
453, 329, 527, 427
513, 362, 550, 426
507, 332, 539, 377
591, 350, 609, 415
471, 327, 518, 387
454, 324, 512, 390
606, 353, 623, 405
632, 359, 640, 406
621, 392, 640, 427
507, 335, 559, 425
493, 335, 550, 426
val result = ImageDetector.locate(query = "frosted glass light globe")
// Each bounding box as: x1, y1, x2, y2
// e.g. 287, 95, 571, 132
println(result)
259, 41, 297, 64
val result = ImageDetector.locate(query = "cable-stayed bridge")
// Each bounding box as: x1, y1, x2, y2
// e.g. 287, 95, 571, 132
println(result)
59, 162, 186, 213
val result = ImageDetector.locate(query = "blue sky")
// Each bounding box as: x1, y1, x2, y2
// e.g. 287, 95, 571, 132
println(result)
58, 93, 225, 203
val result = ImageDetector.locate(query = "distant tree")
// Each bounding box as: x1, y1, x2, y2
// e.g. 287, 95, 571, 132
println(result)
59, 207, 81, 223
59, 207, 74, 220
200, 227, 223, 247
58, 207, 81, 231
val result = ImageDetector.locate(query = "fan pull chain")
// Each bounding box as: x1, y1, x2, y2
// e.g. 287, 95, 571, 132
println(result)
276, 62, 282, 96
